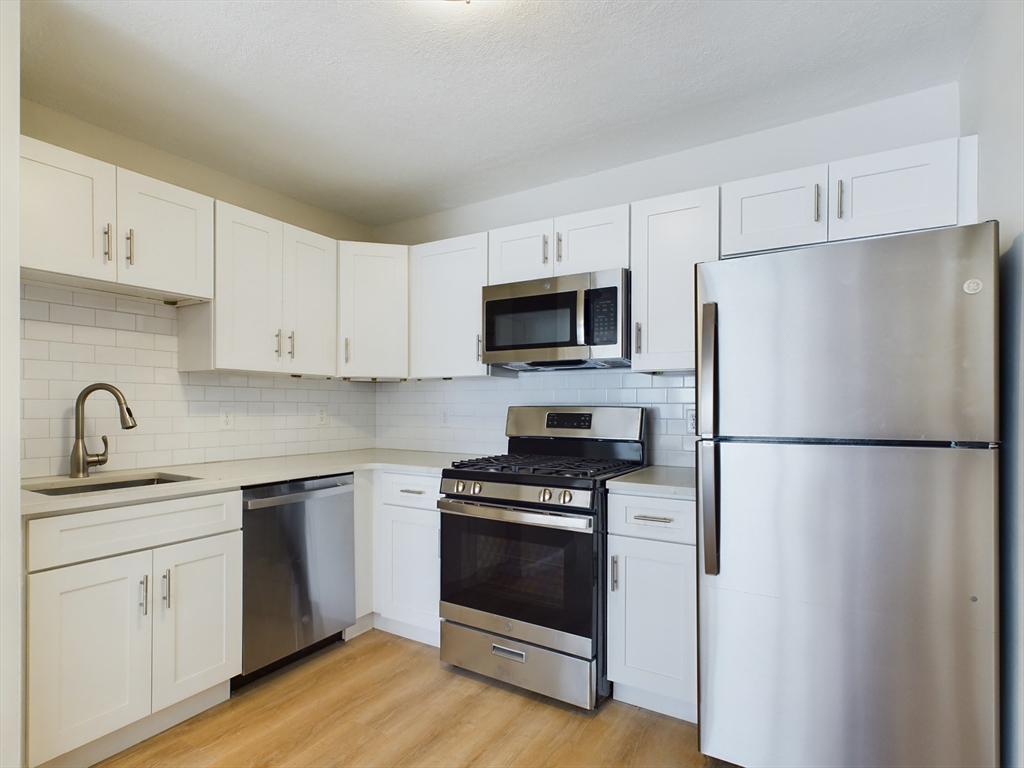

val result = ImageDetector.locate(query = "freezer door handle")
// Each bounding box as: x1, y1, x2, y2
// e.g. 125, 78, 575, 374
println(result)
698, 302, 717, 438
698, 440, 720, 575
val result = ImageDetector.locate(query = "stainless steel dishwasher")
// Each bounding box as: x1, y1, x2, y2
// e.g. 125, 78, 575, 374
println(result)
240, 474, 355, 678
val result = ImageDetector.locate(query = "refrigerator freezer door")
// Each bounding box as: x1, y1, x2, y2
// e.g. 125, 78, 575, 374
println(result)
696, 222, 998, 442
698, 441, 998, 768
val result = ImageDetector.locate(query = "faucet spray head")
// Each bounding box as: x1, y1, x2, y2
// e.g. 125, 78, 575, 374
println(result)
119, 404, 138, 430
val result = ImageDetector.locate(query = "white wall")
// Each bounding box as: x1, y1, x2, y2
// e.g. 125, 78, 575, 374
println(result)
0, 1, 20, 764
958, 3, 1024, 764
20, 282, 375, 478
373, 84, 960, 244
21, 100, 373, 243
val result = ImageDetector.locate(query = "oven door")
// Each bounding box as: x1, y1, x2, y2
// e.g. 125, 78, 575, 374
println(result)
438, 499, 597, 659
482, 273, 590, 365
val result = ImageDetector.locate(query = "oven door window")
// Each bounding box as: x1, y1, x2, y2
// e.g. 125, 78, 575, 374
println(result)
485, 291, 578, 351
440, 512, 594, 640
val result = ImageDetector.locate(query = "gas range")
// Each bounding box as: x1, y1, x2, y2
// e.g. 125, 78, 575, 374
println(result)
437, 405, 646, 711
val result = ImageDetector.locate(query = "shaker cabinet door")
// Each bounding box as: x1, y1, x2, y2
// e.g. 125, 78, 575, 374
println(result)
28, 551, 153, 767
553, 204, 630, 276
115, 168, 214, 299
487, 218, 554, 285
20, 136, 118, 282
282, 224, 338, 376
374, 504, 441, 636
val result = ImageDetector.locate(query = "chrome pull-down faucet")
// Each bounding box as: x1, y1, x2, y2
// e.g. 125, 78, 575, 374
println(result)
70, 383, 138, 478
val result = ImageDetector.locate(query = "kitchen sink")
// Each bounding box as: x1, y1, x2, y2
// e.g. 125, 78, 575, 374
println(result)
24, 473, 198, 496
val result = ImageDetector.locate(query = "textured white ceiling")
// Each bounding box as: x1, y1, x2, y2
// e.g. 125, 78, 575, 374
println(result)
21, 0, 984, 227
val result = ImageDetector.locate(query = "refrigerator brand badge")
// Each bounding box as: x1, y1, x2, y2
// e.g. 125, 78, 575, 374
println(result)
963, 279, 984, 294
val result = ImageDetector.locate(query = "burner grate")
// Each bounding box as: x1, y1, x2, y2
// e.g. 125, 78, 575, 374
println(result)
451, 454, 636, 479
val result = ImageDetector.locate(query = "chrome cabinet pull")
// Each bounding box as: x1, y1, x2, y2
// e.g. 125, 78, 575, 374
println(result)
699, 441, 720, 576
836, 180, 843, 219
400, 488, 425, 495
104, 224, 113, 261
491, 644, 527, 663
288, 331, 296, 359
139, 574, 149, 615
633, 514, 674, 524
125, 228, 136, 265
698, 303, 717, 438
556, 232, 563, 262
344, 337, 350, 364
635, 322, 641, 354
275, 329, 282, 357
476, 334, 482, 361
542, 234, 549, 264
611, 555, 619, 591
162, 568, 171, 608
813, 183, 820, 222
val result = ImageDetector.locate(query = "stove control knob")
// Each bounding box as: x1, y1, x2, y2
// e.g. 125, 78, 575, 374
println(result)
539, 488, 553, 503
471, 482, 482, 495
559, 490, 573, 505
455, 480, 466, 494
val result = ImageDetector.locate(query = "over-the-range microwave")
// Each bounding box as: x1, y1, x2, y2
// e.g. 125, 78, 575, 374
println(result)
481, 268, 630, 372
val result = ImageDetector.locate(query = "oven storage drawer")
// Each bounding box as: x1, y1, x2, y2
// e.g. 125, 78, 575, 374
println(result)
380, 471, 441, 510
440, 620, 596, 709
608, 493, 695, 545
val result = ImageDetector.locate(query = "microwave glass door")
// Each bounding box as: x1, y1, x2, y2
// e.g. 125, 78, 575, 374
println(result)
440, 510, 594, 640
485, 291, 579, 352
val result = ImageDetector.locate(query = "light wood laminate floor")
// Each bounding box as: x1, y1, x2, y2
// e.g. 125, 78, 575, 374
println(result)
99, 629, 709, 768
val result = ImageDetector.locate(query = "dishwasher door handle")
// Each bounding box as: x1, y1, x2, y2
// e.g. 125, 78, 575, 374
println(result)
243, 483, 354, 510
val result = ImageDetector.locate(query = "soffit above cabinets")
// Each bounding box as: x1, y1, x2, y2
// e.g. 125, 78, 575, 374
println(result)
21, 0, 984, 227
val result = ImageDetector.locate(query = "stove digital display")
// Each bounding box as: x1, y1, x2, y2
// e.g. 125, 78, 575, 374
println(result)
546, 412, 593, 430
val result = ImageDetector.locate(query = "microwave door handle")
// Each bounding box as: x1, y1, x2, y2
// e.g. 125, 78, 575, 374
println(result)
577, 288, 587, 347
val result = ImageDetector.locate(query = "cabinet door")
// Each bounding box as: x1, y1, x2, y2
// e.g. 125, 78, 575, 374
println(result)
828, 138, 958, 241
607, 535, 696, 720
213, 201, 284, 372
152, 532, 242, 712
630, 187, 719, 372
373, 504, 440, 631
20, 136, 117, 282
282, 224, 338, 376
487, 218, 554, 285
116, 168, 214, 299
409, 232, 488, 378
721, 165, 828, 255
338, 241, 409, 378
28, 550, 153, 767
553, 204, 630, 276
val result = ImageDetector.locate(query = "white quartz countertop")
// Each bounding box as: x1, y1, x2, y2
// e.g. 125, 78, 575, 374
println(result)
21, 449, 474, 519
606, 465, 697, 498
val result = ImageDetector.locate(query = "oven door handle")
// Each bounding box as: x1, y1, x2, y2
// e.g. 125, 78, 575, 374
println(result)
437, 499, 594, 534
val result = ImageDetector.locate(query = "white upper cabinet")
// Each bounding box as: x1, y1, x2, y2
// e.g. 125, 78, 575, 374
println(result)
338, 241, 409, 379
211, 202, 285, 373
553, 204, 630, 275
487, 219, 554, 285
283, 225, 338, 376
115, 168, 214, 299
721, 165, 828, 255
20, 137, 214, 301
20, 136, 117, 282
410, 232, 488, 379
631, 187, 719, 372
828, 138, 958, 241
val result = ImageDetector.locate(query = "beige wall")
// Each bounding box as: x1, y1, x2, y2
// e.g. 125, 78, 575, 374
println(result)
21, 99, 373, 242
958, 3, 1024, 765
0, 3, 22, 766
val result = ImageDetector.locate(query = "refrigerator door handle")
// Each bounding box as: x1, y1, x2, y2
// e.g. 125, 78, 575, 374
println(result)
698, 302, 717, 438
698, 440, 720, 575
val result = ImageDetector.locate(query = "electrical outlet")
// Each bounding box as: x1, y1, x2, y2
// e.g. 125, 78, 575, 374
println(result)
441, 408, 450, 425
316, 406, 328, 426
219, 408, 233, 430
684, 406, 697, 435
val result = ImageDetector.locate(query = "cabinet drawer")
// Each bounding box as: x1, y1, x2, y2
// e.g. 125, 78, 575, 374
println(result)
380, 471, 441, 510
28, 491, 242, 572
608, 494, 695, 544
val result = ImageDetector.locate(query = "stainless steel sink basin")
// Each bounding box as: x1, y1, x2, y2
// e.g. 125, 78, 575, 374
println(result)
24, 473, 198, 496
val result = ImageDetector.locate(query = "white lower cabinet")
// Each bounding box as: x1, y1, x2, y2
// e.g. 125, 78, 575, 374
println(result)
607, 530, 697, 722
373, 503, 441, 643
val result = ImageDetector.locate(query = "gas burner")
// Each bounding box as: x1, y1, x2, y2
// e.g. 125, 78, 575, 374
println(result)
451, 453, 637, 479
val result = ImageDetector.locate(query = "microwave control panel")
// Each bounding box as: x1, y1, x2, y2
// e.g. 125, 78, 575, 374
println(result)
587, 287, 618, 346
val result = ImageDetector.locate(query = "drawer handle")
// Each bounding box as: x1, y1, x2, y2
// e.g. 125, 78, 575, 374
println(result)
633, 514, 674, 524
491, 644, 526, 663
400, 489, 426, 495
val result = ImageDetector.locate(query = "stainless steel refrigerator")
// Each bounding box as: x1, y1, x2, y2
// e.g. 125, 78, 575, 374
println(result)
695, 222, 1000, 768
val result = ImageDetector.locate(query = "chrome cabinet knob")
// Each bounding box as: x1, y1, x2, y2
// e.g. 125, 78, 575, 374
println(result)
539, 488, 553, 503
471, 482, 482, 495
455, 480, 466, 493
559, 490, 573, 505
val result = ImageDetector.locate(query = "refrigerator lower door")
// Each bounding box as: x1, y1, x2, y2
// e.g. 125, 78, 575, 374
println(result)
698, 441, 998, 768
